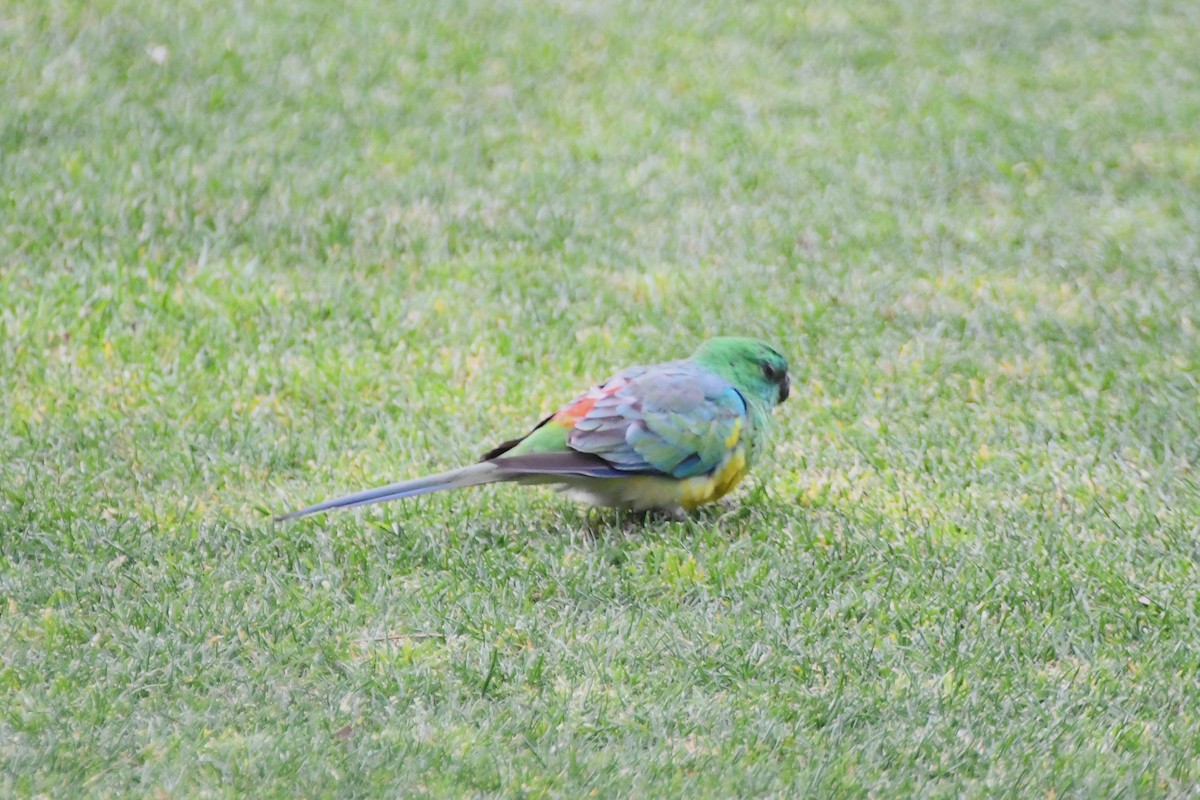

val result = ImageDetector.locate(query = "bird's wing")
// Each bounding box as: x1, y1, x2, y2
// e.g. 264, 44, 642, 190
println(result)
542, 360, 748, 479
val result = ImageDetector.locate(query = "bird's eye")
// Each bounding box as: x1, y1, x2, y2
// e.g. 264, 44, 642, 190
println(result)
762, 362, 782, 382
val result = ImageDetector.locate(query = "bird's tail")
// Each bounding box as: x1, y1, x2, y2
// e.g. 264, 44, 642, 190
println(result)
275, 462, 503, 522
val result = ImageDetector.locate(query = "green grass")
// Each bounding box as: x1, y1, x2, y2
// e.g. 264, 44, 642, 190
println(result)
3, 0, 1200, 796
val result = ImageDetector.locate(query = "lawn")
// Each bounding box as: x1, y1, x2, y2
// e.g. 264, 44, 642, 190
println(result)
3, 0, 1199, 796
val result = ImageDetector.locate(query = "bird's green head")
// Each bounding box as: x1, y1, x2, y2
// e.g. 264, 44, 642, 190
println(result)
692, 337, 790, 408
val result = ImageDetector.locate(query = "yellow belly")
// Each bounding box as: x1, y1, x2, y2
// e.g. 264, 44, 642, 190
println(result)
553, 446, 751, 512
677, 447, 749, 510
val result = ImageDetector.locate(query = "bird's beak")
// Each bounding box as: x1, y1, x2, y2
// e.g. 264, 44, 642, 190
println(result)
779, 374, 790, 404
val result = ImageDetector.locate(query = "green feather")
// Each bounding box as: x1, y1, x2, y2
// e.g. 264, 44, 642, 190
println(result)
506, 419, 570, 455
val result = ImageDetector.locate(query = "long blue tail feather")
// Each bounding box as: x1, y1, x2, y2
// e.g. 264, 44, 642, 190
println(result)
275, 463, 500, 521
275, 451, 662, 522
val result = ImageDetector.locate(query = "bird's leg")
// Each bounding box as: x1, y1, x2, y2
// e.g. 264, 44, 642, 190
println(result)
621, 506, 687, 527
658, 506, 689, 523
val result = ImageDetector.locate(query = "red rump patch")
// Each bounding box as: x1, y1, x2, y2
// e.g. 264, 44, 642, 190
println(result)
555, 396, 598, 423
553, 378, 628, 425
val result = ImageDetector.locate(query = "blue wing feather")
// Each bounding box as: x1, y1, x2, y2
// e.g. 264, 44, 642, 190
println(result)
565, 361, 747, 479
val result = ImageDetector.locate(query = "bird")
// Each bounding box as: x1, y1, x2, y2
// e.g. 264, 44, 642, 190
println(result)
276, 336, 790, 521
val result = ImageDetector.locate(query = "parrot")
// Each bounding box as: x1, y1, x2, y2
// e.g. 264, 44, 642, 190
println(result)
276, 337, 790, 521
